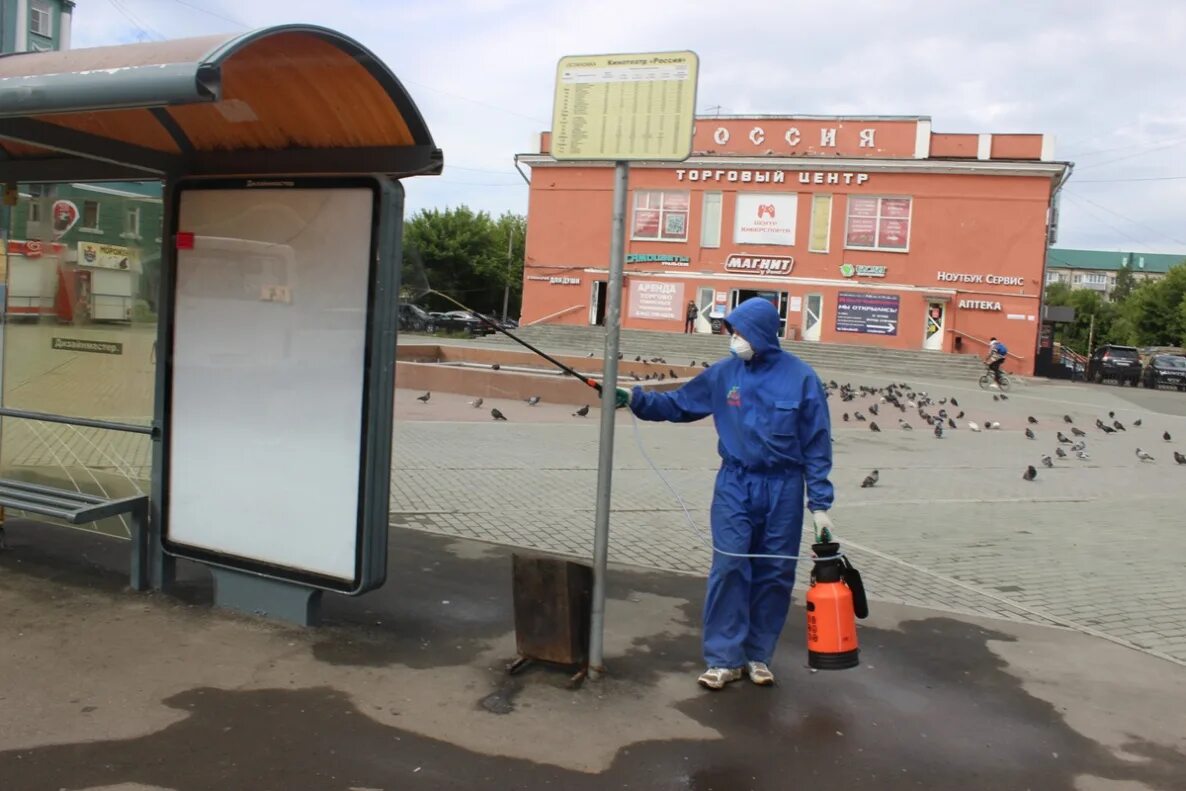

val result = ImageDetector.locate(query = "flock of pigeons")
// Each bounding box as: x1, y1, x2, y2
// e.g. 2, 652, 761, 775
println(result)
412, 355, 708, 422
826, 379, 1186, 486
412, 364, 1186, 480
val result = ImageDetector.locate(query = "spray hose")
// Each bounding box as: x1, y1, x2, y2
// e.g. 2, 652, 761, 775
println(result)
627, 410, 839, 563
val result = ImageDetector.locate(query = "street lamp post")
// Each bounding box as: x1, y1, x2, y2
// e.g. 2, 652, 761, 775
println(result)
501, 228, 513, 324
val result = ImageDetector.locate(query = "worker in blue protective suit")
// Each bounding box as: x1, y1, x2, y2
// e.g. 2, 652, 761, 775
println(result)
615, 297, 835, 690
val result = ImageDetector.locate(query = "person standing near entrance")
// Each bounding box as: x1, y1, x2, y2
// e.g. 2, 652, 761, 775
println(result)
615, 297, 835, 689
684, 300, 699, 333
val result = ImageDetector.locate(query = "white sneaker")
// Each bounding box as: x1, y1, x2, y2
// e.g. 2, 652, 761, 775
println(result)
697, 667, 743, 690
745, 661, 775, 686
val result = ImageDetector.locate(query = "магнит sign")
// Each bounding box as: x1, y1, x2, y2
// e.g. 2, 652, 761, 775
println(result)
835, 291, 899, 335
724, 254, 794, 275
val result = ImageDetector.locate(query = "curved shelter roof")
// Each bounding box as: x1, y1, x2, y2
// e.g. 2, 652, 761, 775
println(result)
0, 25, 442, 181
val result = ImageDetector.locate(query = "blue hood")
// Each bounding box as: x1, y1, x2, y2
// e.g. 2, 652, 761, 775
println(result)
724, 297, 782, 357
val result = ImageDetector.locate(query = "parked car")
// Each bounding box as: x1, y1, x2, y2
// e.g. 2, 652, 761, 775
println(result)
1086, 344, 1142, 386
434, 310, 496, 336
1140, 353, 1186, 391
397, 303, 435, 333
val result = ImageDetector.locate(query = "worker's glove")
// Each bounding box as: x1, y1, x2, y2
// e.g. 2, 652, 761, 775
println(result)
811, 510, 835, 543
614, 387, 632, 410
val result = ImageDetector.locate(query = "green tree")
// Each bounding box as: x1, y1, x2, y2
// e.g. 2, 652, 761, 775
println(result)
1114, 264, 1186, 347
1112, 265, 1136, 302
401, 207, 526, 317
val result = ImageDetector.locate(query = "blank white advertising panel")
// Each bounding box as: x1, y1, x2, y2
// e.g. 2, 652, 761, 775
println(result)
167, 186, 375, 583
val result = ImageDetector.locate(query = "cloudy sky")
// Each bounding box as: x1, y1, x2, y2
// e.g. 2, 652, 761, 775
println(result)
72, 0, 1185, 253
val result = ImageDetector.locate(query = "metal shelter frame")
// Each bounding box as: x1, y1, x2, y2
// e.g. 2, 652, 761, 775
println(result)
0, 25, 441, 607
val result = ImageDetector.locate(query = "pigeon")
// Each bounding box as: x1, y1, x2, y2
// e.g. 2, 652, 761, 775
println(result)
1113, 420, 1126, 432
969, 422, 981, 432
861, 470, 879, 488
1109, 411, 1116, 419
526, 396, 541, 406
417, 392, 431, 403
1064, 415, 1074, 424
843, 413, 850, 422
669, 370, 678, 379
1174, 451, 1186, 465
1027, 416, 1038, 425
690, 361, 697, 367
574, 405, 590, 417
1057, 432, 1072, 444
1100, 425, 1116, 434
492, 363, 501, 371
1023, 465, 1037, 481
855, 412, 867, 422
635, 356, 642, 362
947, 418, 957, 429
1135, 448, 1155, 462
951, 398, 959, 407
869, 422, 881, 433
631, 373, 641, 381
993, 394, 1000, 402
869, 404, 879, 416
1070, 442, 1086, 453
987, 421, 1001, 430
1134, 419, 1143, 427
1041, 455, 1053, 468
701, 362, 710, 368
1056, 447, 1067, 458
1000, 394, 1009, 401
1071, 427, 1086, 437
956, 411, 965, 419
586, 352, 595, 358
491, 408, 507, 421
933, 423, 944, 439
469, 397, 484, 409
1025, 428, 1036, 440
1164, 432, 1173, 442
1076, 451, 1091, 461
899, 420, 913, 431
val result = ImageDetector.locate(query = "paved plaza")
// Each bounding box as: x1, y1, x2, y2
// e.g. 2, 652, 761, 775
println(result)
390, 365, 1186, 666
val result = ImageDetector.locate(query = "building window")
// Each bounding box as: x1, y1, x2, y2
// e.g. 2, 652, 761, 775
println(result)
632, 190, 689, 242
82, 200, 101, 230
1073, 274, 1082, 284
30, 2, 53, 38
124, 205, 141, 237
27, 185, 44, 223
700, 192, 722, 248
844, 195, 911, 251
1083, 273, 1107, 286
809, 194, 832, 253
1046, 271, 1061, 283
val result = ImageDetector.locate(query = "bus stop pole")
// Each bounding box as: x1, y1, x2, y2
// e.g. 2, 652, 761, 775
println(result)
588, 160, 629, 679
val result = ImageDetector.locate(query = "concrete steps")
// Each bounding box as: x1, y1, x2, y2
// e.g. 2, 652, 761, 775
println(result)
475, 325, 988, 381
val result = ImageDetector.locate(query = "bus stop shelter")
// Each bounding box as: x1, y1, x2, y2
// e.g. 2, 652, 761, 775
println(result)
0, 25, 441, 620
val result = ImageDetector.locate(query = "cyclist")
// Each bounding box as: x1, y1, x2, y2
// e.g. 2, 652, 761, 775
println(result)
985, 337, 1008, 387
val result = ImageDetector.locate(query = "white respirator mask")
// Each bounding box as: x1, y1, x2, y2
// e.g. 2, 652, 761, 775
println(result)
729, 334, 755, 361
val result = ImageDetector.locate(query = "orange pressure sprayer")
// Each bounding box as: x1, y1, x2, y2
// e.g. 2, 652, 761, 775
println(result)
806, 542, 869, 669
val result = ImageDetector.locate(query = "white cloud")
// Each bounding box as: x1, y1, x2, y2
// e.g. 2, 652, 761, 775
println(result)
64, 0, 1186, 252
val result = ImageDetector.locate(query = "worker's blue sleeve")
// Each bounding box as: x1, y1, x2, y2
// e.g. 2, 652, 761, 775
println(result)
629, 368, 715, 423
800, 377, 834, 512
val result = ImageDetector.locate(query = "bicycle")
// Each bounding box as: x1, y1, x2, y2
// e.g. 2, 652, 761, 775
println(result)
978, 363, 1011, 392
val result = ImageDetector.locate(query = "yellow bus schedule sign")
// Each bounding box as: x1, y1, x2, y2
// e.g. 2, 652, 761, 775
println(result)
551, 51, 699, 161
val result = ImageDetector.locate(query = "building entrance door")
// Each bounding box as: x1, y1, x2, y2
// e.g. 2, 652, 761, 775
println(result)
924, 302, 946, 350
802, 293, 823, 341
590, 280, 607, 326
695, 285, 714, 333
734, 288, 788, 338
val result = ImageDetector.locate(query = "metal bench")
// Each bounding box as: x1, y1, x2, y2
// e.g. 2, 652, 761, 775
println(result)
0, 479, 150, 591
